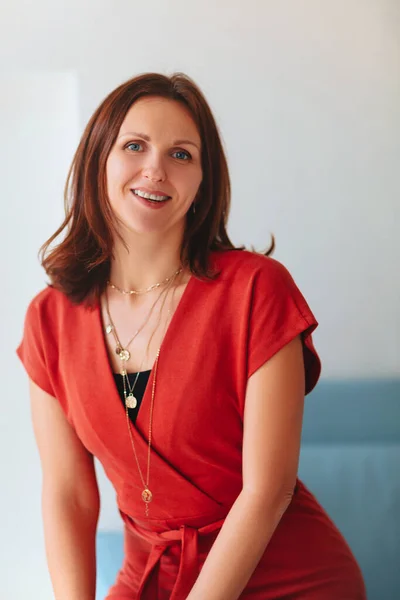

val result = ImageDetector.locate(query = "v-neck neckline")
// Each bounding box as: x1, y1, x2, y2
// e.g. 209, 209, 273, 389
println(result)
94, 272, 197, 430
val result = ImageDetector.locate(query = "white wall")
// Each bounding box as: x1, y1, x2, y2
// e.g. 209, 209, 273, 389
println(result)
1, 72, 79, 599
1, 1, 399, 598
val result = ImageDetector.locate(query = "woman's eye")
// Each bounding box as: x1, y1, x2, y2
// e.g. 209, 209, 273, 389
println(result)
173, 150, 191, 161
126, 142, 142, 152
124, 143, 191, 161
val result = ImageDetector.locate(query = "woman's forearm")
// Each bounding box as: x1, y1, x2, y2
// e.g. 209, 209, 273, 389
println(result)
42, 491, 99, 600
187, 489, 292, 600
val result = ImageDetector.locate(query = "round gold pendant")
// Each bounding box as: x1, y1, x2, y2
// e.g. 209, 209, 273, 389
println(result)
119, 349, 130, 361
125, 394, 137, 409
142, 488, 152, 504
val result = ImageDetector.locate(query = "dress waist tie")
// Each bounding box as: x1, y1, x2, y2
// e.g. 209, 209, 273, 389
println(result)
126, 517, 225, 600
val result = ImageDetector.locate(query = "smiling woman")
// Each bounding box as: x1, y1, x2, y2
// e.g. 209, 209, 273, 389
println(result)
16, 72, 366, 600
105, 96, 203, 233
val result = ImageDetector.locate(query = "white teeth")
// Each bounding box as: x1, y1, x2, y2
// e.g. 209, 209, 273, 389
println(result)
133, 189, 169, 201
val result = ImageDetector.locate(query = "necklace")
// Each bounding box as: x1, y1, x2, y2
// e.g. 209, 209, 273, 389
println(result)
104, 270, 180, 515
118, 282, 172, 409
107, 267, 182, 296
127, 347, 160, 515
124, 306, 171, 515
123, 283, 175, 515
105, 280, 170, 363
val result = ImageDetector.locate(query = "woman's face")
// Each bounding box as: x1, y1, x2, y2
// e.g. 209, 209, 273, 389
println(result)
106, 96, 203, 238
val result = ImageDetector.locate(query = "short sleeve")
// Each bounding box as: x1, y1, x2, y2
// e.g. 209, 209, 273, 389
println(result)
247, 258, 321, 395
16, 292, 56, 397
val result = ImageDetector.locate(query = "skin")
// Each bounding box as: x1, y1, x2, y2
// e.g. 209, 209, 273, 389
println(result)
187, 335, 305, 600
29, 94, 307, 599
103, 96, 204, 373
105, 95, 203, 293
104, 97, 306, 600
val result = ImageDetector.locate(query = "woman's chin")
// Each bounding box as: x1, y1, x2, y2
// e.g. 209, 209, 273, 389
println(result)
117, 216, 182, 239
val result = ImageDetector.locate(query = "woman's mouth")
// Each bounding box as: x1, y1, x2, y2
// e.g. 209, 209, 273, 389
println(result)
131, 189, 171, 203
131, 189, 171, 209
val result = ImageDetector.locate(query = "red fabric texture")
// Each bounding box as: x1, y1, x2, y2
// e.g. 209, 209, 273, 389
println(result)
17, 250, 366, 599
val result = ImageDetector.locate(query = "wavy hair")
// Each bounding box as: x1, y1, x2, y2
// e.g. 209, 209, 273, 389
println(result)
40, 72, 274, 305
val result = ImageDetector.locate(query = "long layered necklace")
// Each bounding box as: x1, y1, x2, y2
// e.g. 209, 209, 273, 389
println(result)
104, 269, 180, 515
105, 282, 171, 409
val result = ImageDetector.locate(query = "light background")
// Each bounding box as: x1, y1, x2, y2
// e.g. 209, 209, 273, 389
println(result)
1, 1, 399, 598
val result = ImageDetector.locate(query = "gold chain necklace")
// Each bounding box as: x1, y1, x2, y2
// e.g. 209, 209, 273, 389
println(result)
108, 281, 173, 410
128, 347, 160, 514
104, 270, 180, 515
122, 282, 176, 407
105, 281, 170, 363
124, 320, 168, 515
107, 267, 182, 296
123, 284, 175, 516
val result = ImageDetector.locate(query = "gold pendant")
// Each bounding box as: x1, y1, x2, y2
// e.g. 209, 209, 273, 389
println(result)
118, 349, 130, 361
142, 488, 152, 504
105, 324, 113, 334
125, 394, 137, 409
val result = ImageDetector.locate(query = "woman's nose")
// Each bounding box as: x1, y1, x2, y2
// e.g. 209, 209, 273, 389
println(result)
142, 153, 166, 182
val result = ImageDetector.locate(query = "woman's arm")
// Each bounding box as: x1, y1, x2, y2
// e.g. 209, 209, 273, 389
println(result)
187, 335, 305, 600
30, 379, 100, 600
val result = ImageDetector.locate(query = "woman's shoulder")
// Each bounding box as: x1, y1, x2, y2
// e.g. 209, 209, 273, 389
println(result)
27, 285, 71, 310
210, 249, 293, 285
23, 284, 84, 327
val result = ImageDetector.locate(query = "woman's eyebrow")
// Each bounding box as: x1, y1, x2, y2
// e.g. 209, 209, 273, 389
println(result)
118, 131, 200, 150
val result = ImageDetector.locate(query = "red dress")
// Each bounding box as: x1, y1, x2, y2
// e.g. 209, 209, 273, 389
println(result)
17, 250, 366, 599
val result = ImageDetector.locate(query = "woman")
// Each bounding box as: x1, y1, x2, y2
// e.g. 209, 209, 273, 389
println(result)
17, 72, 366, 599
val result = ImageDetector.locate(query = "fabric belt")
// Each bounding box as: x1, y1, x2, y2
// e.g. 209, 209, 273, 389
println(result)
125, 516, 225, 600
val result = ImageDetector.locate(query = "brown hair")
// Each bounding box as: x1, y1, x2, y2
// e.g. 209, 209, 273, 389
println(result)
40, 72, 274, 306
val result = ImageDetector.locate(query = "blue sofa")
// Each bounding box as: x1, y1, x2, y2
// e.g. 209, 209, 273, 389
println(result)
96, 379, 400, 599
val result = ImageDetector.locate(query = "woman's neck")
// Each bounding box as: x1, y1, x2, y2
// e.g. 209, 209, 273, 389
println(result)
109, 235, 184, 293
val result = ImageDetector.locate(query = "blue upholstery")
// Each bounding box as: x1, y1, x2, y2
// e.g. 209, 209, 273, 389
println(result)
96, 379, 400, 600
96, 532, 124, 600
299, 379, 400, 599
